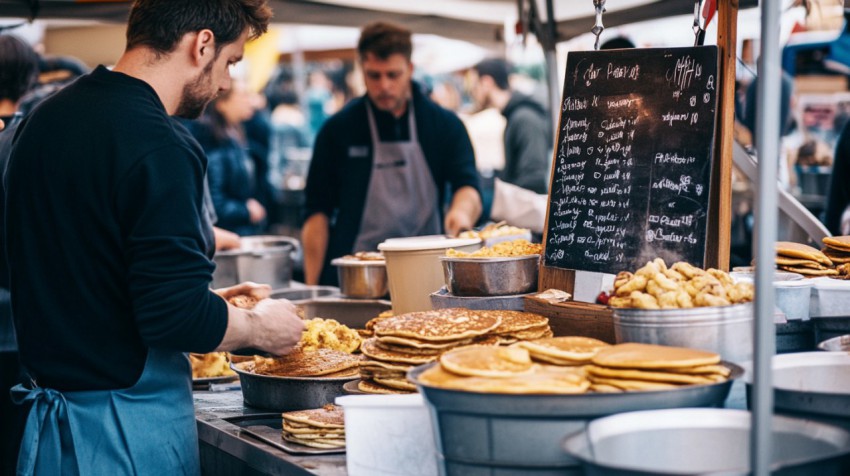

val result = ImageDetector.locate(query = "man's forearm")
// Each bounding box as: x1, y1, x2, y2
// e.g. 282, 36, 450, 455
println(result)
302, 213, 329, 285
450, 186, 482, 223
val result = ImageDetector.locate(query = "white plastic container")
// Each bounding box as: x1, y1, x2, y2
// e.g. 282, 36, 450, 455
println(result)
811, 277, 850, 318
775, 279, 814, 320
336, 394, 438, 476
378, 236, 480, 314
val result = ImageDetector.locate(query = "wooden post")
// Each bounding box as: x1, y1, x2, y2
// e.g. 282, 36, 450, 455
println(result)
705, 0, 738, 270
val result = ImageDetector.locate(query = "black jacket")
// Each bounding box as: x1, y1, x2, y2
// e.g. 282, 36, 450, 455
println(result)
502, 93, 551, 194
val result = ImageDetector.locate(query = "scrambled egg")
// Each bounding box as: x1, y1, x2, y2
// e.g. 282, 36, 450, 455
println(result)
300, 318, 362, 353
447, 239, 543, 258
189, 352, 236, 379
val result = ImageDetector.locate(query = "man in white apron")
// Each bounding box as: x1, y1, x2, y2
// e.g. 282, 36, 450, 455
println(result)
4, 2, 304, 474
303, 22, 482, 286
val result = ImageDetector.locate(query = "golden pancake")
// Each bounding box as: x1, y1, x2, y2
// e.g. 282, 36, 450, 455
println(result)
359, 359, 413, 372
660, 364, 731, 377
283, 431, 345, 440
482, 311, 550, 334
439, 345, 533, 378
591, 343, 720, 369
778, 266, 839, 276
282, 404, 344, 428
774, 257, 827, 269
526, 353, 590, 366
360, 338, 439, 365
373, 309, 502, 342
374, 340, 445, 355
823, 236, 850, 251
359, 368, 407, 380
497, 337, 519, 345
503, 326, 553, 341
364, 312, 394, 331
282, 433, 345, 449
585, 365, 719, 384
282, 423, 345, 435
377, 335, 473, 349
517, 337, 611, 362
776, 241, 833, 266
358, 379, 415, 394
372, 376, 417, 391
469, 335, 502, 346
417, 364, 589, 394
589, 383, 623, 393
587, 375, 680, 391
823, 249, 850, 264
241, 349, 361, 377
319, 367, 361, 379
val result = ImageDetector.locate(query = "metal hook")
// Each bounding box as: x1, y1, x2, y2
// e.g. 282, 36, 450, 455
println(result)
592, 0, 606, 50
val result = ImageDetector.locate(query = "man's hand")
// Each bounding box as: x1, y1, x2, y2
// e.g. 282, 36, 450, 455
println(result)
444, 186, 482, 237
213, 226, 241, 251
247, 198, 266, 224
245, 298, 305, 355
213, 281, 271, 300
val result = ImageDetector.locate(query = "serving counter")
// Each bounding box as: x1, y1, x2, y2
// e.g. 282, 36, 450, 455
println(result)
194, 389, 346, 476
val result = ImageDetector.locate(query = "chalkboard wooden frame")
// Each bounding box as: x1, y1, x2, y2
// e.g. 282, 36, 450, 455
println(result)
540, 46, 721, 292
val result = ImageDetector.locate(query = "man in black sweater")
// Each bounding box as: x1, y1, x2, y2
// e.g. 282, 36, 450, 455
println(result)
3, 1, 303, 474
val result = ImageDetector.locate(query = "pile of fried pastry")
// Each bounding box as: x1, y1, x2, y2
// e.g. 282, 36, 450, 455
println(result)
608, 259, 753, 309
417, 340, 729, 394
357, 308, 551, 394
281, 404, 345, 449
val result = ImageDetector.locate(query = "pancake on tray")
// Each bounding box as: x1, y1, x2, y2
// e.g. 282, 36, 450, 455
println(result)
439, 345, 534, 378
281, 404, 346, 449
358, 379, 414, 395
417, 363, 589, 394
360, 338, 437, 365
776, 241, 833, 266
591, 343, 721, 369
822, 236, 850, 252
516, 337, 611, 365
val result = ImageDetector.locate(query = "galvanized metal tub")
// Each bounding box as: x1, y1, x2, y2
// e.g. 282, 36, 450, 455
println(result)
439, 255, 540, 297
613, 303, 753, 364
232, 362, 355, 412
563, 408, 850, 475
408, 361, 741, 475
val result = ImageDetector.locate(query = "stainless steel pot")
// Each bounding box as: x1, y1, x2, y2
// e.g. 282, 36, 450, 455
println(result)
563, 408, 850, 475
231, 362, 355, 411
439, 255, 540, 296
331, 258, 388, 299
212, 235, 299, 290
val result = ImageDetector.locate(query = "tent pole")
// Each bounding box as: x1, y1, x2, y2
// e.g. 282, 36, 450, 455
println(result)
544, 0, 559, 133
752, 0, 780, 473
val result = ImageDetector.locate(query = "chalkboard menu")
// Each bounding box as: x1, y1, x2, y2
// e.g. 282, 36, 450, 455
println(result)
544, 46, 719, 275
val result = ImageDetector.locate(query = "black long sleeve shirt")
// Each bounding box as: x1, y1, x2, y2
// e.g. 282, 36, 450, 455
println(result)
4, 66, 228, 391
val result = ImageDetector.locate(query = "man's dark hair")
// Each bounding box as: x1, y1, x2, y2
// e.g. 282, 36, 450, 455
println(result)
126, 0, 273, 56
357, 22, 412, 61
0, 35, 39, 103
474, 58, 511, 91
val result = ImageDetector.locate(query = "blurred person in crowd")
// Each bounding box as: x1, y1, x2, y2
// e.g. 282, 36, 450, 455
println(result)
826, 120, 850, 235
306, 69, 333, 138
471, 58, 550, 194
303, 21, 481, 286
193, 80, 268, 235
0, 33, 39, 476
3, 1, 304, 474
243, 92, 276, 228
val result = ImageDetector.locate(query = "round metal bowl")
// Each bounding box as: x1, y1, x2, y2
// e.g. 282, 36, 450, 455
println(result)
331, 258, 388, 299
408, 361, 741, 475
212, 235, 300, 289
612, 303, 753, 364
563, 408, 850, 475
231, 362, 356, 412
439, 254, 540, 297
819, 334, 850, 352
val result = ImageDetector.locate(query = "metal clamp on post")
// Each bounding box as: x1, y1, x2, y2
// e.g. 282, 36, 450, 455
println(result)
693, 0, 708, 46
592, 0, 606, 50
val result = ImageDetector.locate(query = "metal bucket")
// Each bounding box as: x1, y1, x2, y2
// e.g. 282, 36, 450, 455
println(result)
409, 362, 740, 475
212, 235, 299, 290
745, 352, 850, 432
563, 408, 850, 475
231, 362, 354, 412
613, 303, 753, 364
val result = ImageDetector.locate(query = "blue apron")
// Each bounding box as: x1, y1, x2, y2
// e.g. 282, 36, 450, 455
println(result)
11, 348, 199, 476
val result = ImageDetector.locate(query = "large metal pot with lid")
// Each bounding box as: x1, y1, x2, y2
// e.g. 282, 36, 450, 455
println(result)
212, 235, 300, 290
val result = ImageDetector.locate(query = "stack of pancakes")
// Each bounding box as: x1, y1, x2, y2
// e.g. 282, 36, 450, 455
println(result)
419, 345, 590, 394
775, 241, 837, 277
240, 348, 361, 378
358, 308, 551, 394
584, 343, 730, 392
281, 404, 345, 449
823, 236, 850, 279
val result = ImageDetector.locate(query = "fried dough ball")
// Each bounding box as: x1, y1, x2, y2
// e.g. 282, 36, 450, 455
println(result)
629, 291, 660, 309
695, 291, 731, 307
657, 291, 680, 309
615, 274, 648, 297
671, 261, 701, 279
726, 282, 754, 303
614, 271, 634, 289
708, 268, 734, 286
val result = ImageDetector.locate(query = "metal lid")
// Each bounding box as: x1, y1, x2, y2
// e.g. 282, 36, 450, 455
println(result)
377, 235, 480, 252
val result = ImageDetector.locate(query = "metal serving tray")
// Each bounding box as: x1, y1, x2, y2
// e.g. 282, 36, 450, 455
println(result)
224, 413, 345, 456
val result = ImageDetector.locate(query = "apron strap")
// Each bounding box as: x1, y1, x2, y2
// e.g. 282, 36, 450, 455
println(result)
11, 384, 80, 476
365, 98, 417, 145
